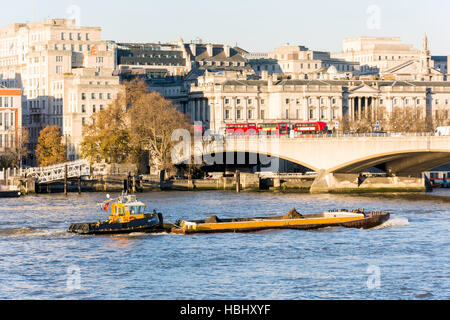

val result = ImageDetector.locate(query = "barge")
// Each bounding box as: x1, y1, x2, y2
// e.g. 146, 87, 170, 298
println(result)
171, 208, 390, 234
68, 194, 164, 235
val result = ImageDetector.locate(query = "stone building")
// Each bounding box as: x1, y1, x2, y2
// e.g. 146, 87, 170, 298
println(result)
0, 86, 22, 159
248, 44, 360, 77
332, 35, 447, 80
186, 71, 450, 134
111, 38, 251, 81
0, 19, 121, 163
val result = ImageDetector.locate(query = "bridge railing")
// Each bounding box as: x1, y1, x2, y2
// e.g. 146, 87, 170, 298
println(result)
216, 132, 437, 140
22, 160, 91, 183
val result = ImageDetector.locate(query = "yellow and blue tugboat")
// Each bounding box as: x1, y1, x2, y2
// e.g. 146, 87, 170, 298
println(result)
68, 194, 164, 235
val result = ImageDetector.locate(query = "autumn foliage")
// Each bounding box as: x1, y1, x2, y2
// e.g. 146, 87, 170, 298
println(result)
80, 79, 192, 173
35, 125, 67, 167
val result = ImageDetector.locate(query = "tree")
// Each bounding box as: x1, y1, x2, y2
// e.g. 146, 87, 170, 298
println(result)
387, 107, 428, 133
80, 97, 131, 164
0, 127, 30, 168
35, 125, 66, 167
128, 88, 192, 174
79, 79, 193, 174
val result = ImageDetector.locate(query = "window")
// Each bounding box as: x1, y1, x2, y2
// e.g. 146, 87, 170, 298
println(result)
99, 93, 103, 99
82, 117, 86, 125
69, 33, 73, 40
81, 105, 86, 113
107, 93, 112, 99
285, 109, 289, 119
248, 109, 252, 119
225, 109, 230, 119
225, 98, 230, 104
91, 93, 96, 99
261, 99, 265, 105
92, 105, 96, 113
81, 93, 86, 100
77, 33, 81, 40
286, 99, 290, 104
236, 99, 241, 105
260, 110, 265, 119
309, 109, 314, 119
236, 109, 241, 119
100, 105, 104, 111
61, 32, 65, 40
86, 33, 90, 40
56, 56, 63, 62
56, 66, 63, 74
248, 99, 252, 105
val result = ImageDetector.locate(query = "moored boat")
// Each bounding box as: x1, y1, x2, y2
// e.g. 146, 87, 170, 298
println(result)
67, 194, 164, 235
0, 190, 21, 198
171, 208, 390, 234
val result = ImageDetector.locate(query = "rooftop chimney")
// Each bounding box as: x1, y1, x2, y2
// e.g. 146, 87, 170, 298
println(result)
206, 44, 213, 57
224, 45, 231, 57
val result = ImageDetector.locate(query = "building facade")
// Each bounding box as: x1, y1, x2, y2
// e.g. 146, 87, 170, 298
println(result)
186, 71, 450, 134
248, 44, 360, 77
0, 19, 120, 163
0, 87, 22, 159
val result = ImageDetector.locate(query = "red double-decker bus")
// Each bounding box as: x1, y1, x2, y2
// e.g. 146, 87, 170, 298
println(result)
292, 122, 328, 134
225, 123, 258, 135
257, 123, 289, 135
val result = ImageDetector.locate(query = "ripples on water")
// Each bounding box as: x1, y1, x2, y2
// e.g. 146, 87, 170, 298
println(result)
0, 190, 449, 300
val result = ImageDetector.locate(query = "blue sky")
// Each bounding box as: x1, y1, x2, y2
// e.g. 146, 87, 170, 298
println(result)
3, 0, 450, 54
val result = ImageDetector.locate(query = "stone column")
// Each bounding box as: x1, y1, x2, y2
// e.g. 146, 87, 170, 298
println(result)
357, 97, 361, 120
256, 96, 261, 122
349, 97, 354, 121
304, 96, 309, 121
244, 96, 248, 121
328, 97, 333, 121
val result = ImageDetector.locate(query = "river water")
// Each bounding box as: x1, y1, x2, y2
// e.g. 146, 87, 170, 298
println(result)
0, 190, 449, 300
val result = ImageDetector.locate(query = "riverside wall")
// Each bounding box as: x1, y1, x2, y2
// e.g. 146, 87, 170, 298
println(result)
10, 171, 430, 195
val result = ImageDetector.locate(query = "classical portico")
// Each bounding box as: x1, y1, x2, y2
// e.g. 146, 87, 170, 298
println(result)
348, 85, 382, 121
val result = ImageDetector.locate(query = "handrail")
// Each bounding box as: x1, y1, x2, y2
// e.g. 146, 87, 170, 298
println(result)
218, 132, 438, 140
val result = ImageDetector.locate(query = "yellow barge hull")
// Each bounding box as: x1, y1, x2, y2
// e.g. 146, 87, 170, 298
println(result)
171, 210, 390, 234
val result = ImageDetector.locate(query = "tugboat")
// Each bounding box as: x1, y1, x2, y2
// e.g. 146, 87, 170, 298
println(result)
67, 194, 164, 235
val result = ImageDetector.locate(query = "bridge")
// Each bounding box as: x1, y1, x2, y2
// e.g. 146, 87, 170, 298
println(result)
23, 160, 91, 183
175, 133, 450, 193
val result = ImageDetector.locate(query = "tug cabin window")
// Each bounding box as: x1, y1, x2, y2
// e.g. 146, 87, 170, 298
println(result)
126, 206, 144, 215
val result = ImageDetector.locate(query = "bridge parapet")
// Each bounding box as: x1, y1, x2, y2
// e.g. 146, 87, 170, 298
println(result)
23, 160, 91, 183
